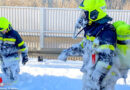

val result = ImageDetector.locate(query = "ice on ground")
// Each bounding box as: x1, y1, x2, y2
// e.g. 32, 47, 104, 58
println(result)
0, 58, 129, 90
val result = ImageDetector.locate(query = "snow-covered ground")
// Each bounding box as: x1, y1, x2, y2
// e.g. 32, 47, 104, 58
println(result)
0, 58, 130, 90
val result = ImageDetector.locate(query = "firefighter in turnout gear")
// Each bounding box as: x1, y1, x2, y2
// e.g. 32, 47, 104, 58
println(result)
58, 0, 119, 89
0, 17, 28, 81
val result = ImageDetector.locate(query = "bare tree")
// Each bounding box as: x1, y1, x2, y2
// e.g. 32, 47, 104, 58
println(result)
0, 0, 129, 10
106, 0, 126, 9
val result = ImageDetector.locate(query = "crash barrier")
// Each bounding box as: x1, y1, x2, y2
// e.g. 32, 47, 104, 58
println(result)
0, 6, 130, 60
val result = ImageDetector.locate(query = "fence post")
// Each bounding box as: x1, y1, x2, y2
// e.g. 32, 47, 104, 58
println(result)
40, 8, 46, 49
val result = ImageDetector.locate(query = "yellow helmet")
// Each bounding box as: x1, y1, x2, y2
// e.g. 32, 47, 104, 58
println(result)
79, 0, 107, 22
0, 17, 11, 31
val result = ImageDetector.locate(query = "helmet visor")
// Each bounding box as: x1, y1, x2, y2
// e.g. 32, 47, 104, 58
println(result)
84, 10, 99, 21
90, 10, 99, 20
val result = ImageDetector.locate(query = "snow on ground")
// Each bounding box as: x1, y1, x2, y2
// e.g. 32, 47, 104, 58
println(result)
0, 58, 130, 90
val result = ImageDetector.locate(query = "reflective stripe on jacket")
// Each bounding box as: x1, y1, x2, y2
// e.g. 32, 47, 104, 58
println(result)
81, 22, 116, 65
0, 29, 27, 57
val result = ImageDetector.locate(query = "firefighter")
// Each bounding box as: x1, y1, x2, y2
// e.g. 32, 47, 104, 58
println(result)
59, 0, 117, 89
0, 17, 28, 81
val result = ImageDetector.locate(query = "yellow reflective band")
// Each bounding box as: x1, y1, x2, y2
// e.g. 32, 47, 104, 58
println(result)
86, 35, 95, 41
81, 42, 84, 48
18, 41, 24, 47
80, 38, 86, 48
0, 37, 3, 40
97, 61, 112, 70
117, 34, 130, 41
3, 38, 16, 42
98, 45, 115, 51
106, 65, 112, 70
15, 57, 20, 60
19, 48, 26, 51
111, 72, 116, 76
0, 37, 16, 42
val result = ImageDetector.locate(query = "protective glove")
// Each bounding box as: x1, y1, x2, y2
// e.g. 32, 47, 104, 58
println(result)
58, 50, 68, 62
22, 55, 28, 65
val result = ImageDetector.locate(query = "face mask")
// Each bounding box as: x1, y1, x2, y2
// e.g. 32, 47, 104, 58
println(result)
73, 11, 89, 39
